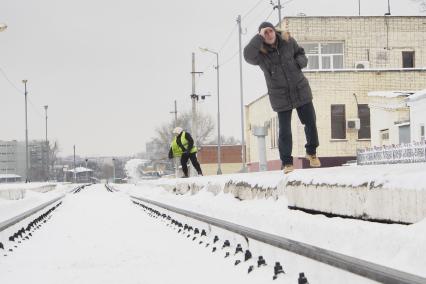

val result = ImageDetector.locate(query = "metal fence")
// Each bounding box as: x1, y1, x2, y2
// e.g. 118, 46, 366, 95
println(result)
357, 141, 426, 165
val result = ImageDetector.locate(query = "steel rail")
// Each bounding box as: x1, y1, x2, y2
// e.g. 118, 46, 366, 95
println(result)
130, 195, 426, 284
0, 195, 64, 232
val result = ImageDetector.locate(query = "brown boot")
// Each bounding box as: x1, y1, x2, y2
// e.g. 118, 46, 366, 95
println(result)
283, 164, 294, 174
306, 154, 321, 167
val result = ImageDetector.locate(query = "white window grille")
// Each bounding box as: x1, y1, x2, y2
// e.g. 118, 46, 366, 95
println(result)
300, 42, 344, 70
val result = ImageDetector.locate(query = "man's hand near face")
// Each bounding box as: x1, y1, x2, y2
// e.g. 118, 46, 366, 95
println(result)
259, 27, 276, 45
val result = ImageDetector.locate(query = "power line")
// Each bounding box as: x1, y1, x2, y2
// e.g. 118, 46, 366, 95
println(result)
242, 0, 267, 20
263, 8, 275, 22
0, 65, 45, 118
0, 66, 23, 94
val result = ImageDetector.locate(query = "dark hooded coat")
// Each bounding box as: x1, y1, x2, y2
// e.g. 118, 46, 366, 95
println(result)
244, 32, 312, 112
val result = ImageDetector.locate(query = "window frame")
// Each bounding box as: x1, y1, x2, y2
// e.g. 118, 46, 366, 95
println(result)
331, 104, 346, 139
357, 104, 371, 139
402, 51, 415, 68
300, 42, 345, 70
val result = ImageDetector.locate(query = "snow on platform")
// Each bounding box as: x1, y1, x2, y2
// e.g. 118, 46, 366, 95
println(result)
128, 163, 426, 223
0, 183, 72, 224
117, 163, 426, 278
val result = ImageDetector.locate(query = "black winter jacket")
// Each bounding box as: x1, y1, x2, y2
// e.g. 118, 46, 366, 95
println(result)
244, 33, 313, 112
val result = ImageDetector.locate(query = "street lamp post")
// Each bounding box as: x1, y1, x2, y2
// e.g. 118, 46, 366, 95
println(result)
85, 158, 89, 183
112, 158, 116, 183
22, 80, 29, 182
44, 105, 48, 181
199, 47, 222, 175
73, 145, 76, 183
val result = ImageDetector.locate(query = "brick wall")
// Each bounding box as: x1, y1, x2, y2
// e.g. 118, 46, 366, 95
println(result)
197, 145, 243, 164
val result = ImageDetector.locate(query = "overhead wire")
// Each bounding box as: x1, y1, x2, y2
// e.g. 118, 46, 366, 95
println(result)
0, 65, 45, 118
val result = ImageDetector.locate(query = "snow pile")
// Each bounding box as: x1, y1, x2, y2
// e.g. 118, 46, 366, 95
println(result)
0, 182, 58, 200
0, 183, 72, 223
285, 163, 426, 191
124, 158, 150, 182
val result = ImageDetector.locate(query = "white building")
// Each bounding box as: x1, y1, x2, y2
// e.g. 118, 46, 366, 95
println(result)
368, 91, 414, 146
407, 89, 426, 142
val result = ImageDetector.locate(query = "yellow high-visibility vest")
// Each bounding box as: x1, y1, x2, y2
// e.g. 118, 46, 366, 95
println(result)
171, 131, 197, 157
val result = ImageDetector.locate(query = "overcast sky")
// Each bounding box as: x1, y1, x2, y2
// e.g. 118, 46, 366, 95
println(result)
0, 0, 423, 157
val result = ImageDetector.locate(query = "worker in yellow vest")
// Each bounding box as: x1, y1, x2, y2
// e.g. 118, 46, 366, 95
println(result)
168, 127, 203, 178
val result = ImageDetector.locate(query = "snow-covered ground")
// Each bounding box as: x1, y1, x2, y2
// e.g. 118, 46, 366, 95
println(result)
0, 183, 73, 224
1, 185, 370, 284
115, 163, 426, 278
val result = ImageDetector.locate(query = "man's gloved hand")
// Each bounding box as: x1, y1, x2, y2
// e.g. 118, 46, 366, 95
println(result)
184, 149, 190, 155
168, 152, 173, 159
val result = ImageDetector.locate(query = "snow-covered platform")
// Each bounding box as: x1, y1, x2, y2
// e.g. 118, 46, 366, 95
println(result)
132, 163, 426, 224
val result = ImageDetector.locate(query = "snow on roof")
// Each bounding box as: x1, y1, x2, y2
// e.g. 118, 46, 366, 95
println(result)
0, 174, 21, 179
65, 167, 93, 173
368, 90, 415, 98
407, 89, 426, 102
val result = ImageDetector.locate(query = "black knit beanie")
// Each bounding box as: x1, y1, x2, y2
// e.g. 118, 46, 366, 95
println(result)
258, 22, 275, 32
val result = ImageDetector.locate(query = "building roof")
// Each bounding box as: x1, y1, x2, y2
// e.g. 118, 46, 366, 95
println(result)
407, 89, 426, 102
284, 15, 426, 19
65, 167, 93, 173
246, 94, 268, 107
368, 90, 416, 98
0, 174, 21, 178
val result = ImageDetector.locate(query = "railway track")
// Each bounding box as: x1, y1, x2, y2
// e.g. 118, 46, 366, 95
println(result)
130, 194, 426, 284
0, 184, 87, 255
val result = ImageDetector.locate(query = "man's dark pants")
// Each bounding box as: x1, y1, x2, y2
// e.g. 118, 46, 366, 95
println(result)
277, 102, 319, 166
180, 152, 203, 177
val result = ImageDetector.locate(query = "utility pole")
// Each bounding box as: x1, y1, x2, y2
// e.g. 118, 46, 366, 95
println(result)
170, 100, 178, 127
190, 53, 203, 147
237, 15, 247, 172
85, 158, 89, 183
170, 100, 179, 177
214, 52, 222, 175
385, 0, 391, 15
44, 105, 48, 181
271, 0, 283, 25
23, 80, 29, 182
199, 47, 222, 175
358, 0, 361, 16
73, 145, 76, 183
112, 158, 116, 183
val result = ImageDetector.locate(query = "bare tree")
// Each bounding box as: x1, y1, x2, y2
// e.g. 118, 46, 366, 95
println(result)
150, 111, 215, 159
50, 140, 60, 169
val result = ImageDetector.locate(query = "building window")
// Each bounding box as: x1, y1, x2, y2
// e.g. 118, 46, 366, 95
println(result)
402, 51, 415, 68
381, 129, 390, 145
301, 42, 344, 70
420, 124, 425, 142
331, 105, 346, 139
358, 104, 371, 139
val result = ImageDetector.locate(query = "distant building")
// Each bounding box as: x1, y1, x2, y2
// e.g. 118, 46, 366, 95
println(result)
368, 91, 413, 146
0, 174, 22, 183
407, 90, 426, 142
0, 140, 49, 181
65, 167, 93, 183
245, 16, 426, 171
197, 145, 243, 175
